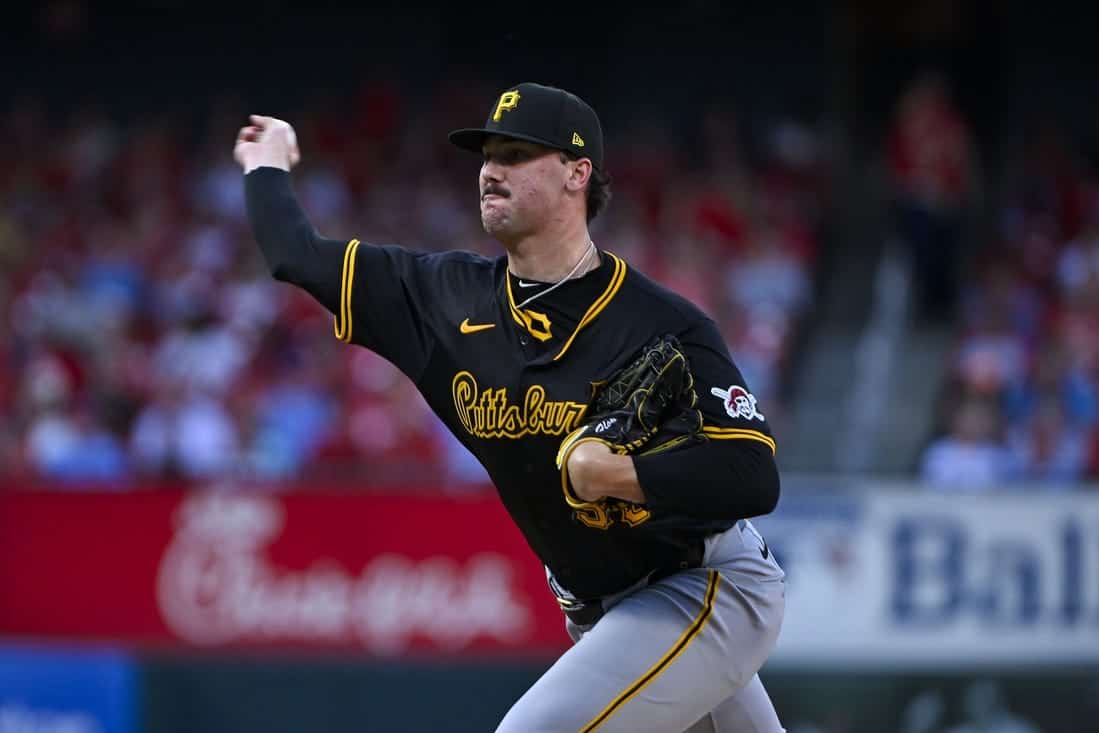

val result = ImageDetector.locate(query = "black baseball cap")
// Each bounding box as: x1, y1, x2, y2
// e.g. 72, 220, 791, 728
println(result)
448, 82, 605, 172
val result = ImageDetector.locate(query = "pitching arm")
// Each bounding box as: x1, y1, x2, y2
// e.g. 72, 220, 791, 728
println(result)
244, 167, 435, 380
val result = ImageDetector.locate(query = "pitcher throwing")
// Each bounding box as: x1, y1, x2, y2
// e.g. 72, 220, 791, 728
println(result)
235, 81, 787, 732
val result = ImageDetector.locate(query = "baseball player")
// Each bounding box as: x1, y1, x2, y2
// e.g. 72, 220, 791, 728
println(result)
235, 82, 786, 732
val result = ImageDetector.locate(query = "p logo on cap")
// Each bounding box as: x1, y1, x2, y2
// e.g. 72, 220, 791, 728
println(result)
449, 82, 605, 173
493, 91, 521, 122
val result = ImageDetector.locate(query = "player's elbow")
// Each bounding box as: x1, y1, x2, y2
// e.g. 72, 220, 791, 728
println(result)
750, 457, 780, 517
265, 256, 294, 282
257, 227, 323, 283
719, 441, 780, 520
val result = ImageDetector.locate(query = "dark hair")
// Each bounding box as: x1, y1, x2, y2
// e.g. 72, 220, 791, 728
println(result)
561, 152, 612, 223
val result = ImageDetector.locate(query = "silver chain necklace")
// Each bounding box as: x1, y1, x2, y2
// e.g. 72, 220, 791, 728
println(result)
514, 240, 598, 310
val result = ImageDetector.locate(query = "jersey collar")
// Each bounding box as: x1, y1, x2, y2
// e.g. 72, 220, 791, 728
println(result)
503, 250, 628, 362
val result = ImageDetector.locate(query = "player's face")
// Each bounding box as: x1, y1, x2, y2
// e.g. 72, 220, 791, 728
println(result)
479, 137, 569, 240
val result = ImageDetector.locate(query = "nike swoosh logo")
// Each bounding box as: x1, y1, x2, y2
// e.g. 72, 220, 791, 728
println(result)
517, 280, 541, 288
760, 540, 769, 560
459, 318, 496, 334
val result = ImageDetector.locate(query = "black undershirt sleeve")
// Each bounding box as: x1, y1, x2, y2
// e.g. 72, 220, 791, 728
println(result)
634, 439, 779, 521
243, 166, 436, 380
244, 166, 344, 312
632, 317, 781, 521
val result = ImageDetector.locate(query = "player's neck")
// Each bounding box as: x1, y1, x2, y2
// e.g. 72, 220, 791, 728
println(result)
505, 225, 598, 283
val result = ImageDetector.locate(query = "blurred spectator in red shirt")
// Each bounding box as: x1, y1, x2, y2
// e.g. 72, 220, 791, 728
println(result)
887, 71, 977, 323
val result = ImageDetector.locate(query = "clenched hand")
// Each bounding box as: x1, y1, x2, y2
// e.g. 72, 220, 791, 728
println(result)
234, 115, 301, 174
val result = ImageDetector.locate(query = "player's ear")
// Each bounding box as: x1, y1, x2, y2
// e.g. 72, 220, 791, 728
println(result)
565, 157, 592, 193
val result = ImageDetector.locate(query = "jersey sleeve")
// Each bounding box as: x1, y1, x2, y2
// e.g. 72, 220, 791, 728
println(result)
244, 166, 439, 381
631, 317, 780, 521
684, 319, 776, 452
332, 239, 441, 381
245, 166, 344, 314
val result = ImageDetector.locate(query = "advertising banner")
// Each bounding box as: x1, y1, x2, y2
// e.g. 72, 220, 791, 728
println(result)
0, 490, 570, 656
4, 485, 1097, 665
0, 643, 136, 733
755, 489, 1099, 667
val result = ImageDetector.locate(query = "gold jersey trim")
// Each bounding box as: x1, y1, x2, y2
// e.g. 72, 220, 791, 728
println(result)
504, 272, 527, 329
334, 239, 361, 343
502, 251, 627, 355
505, 272, 554, 341
552, 251, 626, 361
702, 426, 777, 455
580, 570, 720, 732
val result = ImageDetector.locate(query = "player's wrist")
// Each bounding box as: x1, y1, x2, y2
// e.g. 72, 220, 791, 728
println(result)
568, 445, 643, 503
566, 440, 611, 501
600, 454, 645, 504
241, 154, 292, 175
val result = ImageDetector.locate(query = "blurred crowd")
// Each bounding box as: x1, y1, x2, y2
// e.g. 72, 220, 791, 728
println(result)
0, 80, 826, 489
915, 83, 1099, 488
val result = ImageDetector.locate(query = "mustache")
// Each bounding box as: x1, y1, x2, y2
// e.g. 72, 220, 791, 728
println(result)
481, 185, 510, 199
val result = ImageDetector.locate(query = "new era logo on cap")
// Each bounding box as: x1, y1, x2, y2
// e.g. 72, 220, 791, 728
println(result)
448, 82, 605, 172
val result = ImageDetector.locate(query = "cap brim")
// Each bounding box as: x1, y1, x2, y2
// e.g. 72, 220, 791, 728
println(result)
448, 128, 570, 156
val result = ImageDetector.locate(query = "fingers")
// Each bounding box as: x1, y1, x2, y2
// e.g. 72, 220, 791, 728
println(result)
234, 115, 300, 173
241, 115, 277, 143
232, 138, 253, 168
240, 115, 296, 146
248, 114, 291, 134
236, 125, 262, 144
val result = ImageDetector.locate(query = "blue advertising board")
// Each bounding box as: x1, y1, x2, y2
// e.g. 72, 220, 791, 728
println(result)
0, 643, 136, 733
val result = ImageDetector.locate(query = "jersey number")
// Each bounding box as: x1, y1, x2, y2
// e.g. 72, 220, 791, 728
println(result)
574, 501, 652, 530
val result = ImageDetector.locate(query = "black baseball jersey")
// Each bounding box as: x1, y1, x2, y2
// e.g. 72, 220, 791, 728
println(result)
246, 168, 779, 600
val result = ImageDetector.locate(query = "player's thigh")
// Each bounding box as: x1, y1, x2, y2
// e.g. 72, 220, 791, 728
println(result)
685, 675, 786, 733
497, 568, 773, 733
